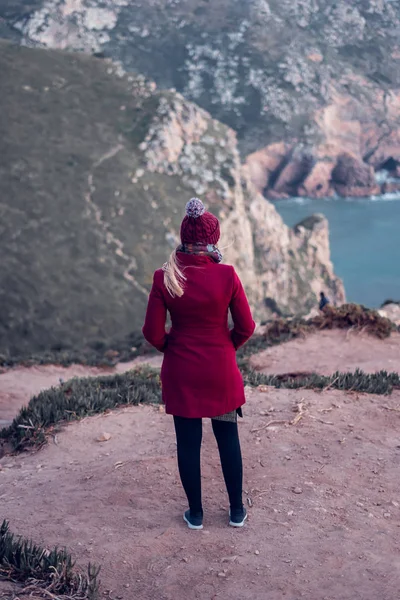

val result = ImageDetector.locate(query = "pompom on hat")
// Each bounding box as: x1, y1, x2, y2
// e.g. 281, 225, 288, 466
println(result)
180, 198, 220, 245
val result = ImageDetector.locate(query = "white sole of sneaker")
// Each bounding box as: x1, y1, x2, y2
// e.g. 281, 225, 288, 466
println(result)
229, 512, 248, 528
183, 514, 203, 530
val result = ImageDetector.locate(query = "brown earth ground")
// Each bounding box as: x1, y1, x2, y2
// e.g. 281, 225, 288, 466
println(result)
1, 333, 400, 600
0, 356, 162, 429
250, 330, 400, 376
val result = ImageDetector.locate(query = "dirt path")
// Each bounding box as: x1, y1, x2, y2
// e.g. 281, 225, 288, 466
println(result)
2, 331, 399, 429
1, 333, 400, 598
249, 330, 400, 376
1, 386, 400, 600
0, 356, 162, 428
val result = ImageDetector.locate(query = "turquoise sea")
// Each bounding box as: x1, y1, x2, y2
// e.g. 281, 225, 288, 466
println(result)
274, 193, 400, 309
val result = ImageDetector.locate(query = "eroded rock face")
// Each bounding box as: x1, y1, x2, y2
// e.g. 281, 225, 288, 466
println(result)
134, 86, 345, 317
331, 154, 378, 197
245, 200, 345, 317
246, 87, 400, 199
2, 0, 400, 199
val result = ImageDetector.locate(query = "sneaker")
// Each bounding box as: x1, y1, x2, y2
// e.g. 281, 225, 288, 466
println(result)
229, 507, 248, 528
183, 509, 203, 530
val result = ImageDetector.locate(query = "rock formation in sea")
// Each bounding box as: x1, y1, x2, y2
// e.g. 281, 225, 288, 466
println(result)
0, 41, 344, 356
1, 0, 400, 198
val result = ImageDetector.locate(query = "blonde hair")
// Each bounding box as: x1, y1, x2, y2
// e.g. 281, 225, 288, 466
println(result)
163, 249, 186, 297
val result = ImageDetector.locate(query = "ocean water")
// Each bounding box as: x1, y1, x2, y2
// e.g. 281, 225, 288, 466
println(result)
273, 194, 400, 308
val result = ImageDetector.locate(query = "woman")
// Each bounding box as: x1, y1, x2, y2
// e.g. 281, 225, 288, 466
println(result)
142, 198, 255, 530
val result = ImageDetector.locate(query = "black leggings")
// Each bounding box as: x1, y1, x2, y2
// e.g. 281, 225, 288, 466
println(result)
173, 416, 243, 516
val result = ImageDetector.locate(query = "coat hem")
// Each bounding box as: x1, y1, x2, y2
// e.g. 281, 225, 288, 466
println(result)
164, 400, 246, 420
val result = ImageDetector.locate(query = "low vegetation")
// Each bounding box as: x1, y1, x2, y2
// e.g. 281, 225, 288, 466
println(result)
0, 331, 152, 368
0, 303, 398, 455
1, 305, 399, 596
239, 304, 397, 359
0, 367, 160, 453
310, 304, 396, 337
1, 364, 399, 456
241, 366, 400, 395
1, 304, 396, 369
0, 520, 99, 599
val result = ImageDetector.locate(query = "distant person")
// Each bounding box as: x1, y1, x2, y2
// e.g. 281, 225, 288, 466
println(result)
319, 291, 330, 311
143, 198, 255, 530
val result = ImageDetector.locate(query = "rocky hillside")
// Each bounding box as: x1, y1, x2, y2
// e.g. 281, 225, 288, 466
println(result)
0, 42, 343, 357
1, 0, 400, 198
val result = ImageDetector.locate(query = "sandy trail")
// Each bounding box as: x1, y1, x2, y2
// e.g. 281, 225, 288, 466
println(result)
250, 330, 400, 376
1, 386, 400, 600
0, 356, 162, 428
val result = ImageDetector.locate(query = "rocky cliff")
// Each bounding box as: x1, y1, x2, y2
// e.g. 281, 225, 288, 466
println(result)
246, 87, 400, 199
0, 42, 343, 357
1, 0, 400, 198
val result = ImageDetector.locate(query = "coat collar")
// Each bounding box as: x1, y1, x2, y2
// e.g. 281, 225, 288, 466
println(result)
176, 252, 215, 266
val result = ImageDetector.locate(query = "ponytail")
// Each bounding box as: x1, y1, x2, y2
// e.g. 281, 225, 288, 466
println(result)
163, 249, 186, 297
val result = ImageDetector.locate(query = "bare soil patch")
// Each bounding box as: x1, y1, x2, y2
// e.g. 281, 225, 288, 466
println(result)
0, 356, 162, 429
250, 330, 400, 376
1, 387, 400, 600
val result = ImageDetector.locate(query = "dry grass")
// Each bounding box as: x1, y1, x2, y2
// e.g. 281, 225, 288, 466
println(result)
240, 304, 397, 359
310, 304, 395, 338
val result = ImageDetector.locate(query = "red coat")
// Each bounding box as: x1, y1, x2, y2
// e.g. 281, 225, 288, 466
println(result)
142, 253, 255, 418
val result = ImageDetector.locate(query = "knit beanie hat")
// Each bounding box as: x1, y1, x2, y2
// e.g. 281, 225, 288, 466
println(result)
180, 198, 220, 245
